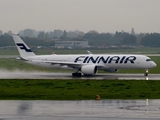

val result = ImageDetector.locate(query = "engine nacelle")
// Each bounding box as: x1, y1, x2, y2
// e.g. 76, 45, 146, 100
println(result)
104, 69, 119, 73
81, 65, 98, 75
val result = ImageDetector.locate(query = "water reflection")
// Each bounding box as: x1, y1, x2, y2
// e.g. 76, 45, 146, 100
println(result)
17, 101, 32, 115
146, 99, 149, 114
0, 100, 160, 120
145, 77, 149, 80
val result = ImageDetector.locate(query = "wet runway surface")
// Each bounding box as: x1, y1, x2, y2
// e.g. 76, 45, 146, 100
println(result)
0, 100, 160, 120
0, 70, 159, 80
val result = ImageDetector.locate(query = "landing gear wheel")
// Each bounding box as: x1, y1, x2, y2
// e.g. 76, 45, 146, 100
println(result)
72, 73, 82, 77
144, 73, 148, 76
144, 69, 148, 76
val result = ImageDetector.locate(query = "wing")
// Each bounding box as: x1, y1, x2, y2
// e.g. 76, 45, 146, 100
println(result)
45, 60, 83, 68
21, 57, 104, 69
39, 60, 104, 69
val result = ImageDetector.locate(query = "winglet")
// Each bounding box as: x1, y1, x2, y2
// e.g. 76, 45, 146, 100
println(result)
87, 50, 93, 55
12, 35, 36, 57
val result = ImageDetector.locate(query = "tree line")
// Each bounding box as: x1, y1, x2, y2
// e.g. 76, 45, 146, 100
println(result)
0, 32, 160, 47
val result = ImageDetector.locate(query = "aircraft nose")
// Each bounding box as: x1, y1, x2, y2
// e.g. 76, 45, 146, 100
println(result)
152, 62, 157, 68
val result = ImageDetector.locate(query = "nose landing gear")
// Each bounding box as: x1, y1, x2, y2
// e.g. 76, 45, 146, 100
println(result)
144, 69, 148, 76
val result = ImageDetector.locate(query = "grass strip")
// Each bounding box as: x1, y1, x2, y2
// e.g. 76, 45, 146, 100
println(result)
0, 79, 160, 100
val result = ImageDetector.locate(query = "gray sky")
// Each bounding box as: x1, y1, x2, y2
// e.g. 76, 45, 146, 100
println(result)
1, 0, 160, 33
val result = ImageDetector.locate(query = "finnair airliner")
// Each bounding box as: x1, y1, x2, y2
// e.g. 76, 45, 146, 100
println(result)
12, 35, 156, 77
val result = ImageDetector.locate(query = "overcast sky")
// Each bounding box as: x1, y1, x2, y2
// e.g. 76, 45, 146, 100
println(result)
1, 0, 160, 33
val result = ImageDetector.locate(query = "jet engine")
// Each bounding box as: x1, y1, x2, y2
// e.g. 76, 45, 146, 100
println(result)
104, 69, 119, 73
81, 65, 98, 75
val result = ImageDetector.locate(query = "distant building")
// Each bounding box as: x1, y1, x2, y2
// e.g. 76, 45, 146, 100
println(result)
55, 40, 88, 48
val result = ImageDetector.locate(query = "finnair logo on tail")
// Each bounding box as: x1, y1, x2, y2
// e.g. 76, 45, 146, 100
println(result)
16, 43, 32, 52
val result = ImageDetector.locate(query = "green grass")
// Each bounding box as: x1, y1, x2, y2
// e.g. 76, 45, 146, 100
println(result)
0, 49, 18, 55
0, 80, 160, 100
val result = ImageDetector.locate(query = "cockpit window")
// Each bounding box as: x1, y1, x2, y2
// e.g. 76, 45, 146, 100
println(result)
146, 59, 152, 62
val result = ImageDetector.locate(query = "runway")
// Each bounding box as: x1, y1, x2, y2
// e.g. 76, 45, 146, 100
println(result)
0, 70, 159, 80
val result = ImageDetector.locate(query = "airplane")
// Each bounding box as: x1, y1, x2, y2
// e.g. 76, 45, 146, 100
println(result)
12, 35, 157, 77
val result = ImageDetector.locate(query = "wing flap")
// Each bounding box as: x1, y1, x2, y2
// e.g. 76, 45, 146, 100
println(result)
41, 60, 103, 68
31, 60, 83, 68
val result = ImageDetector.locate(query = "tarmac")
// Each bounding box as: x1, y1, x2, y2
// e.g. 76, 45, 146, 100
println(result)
0, 100, 160, 120
0, 70, 159, 80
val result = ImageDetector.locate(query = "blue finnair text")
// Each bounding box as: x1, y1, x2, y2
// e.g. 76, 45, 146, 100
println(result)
74, 56, 136, 64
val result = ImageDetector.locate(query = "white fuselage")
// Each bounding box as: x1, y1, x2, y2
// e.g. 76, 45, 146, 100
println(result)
22, 54, 156, 70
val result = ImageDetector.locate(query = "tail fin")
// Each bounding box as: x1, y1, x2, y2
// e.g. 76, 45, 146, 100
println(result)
12, 35, 36, 57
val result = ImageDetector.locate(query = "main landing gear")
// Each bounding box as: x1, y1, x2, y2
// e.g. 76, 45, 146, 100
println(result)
72, 72, 82, 77
72, 68, 82, 77
144, 69, 148, 76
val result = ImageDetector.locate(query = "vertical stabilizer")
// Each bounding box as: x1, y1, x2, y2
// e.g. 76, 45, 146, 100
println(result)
12, 35, 36, 57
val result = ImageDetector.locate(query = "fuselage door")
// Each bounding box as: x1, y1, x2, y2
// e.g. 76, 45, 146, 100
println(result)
136, 57, 140, 64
